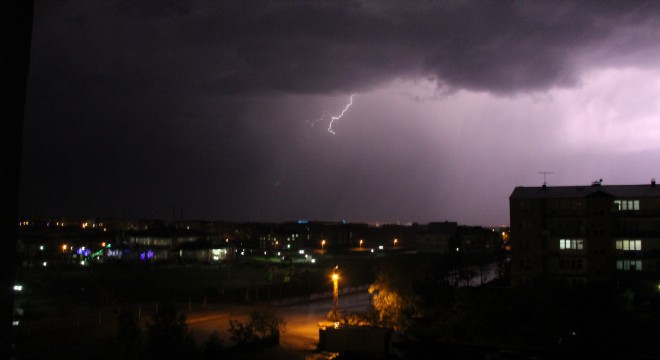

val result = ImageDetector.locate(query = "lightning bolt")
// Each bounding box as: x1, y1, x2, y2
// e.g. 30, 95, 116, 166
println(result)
327, 94, 356, 135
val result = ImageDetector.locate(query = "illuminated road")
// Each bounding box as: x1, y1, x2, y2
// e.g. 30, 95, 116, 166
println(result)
186, 290, 371, 350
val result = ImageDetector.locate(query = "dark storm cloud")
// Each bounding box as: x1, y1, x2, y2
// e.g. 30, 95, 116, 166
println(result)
22, 0, 660, 222
31, 0, 660, 98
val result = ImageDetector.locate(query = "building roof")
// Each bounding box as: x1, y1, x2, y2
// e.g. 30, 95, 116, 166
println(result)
510, 183, 660, 199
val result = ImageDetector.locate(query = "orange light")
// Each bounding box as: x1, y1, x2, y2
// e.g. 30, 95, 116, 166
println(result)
332, 273, 339, 281
62, 244, 67, 251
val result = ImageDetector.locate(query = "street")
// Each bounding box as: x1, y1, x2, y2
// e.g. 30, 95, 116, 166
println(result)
186, 290, 372, 350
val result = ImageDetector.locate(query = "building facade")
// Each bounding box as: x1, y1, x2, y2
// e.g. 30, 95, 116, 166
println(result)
510, 181, 660, 286
417, 221, 499, 255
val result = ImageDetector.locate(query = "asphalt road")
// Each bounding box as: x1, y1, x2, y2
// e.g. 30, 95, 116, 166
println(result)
186, 290, 372, 350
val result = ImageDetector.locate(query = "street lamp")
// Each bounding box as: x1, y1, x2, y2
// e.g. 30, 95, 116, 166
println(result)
394, 238, 398, 247
322, 239, 326, 254
332, 266, 339, 321
359, 239, 363, 248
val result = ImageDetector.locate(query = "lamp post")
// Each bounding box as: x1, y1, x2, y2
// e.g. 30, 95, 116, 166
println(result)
322, 239, 326, 254
359, 239, 363, 248
332, 266, 339, 321
393, 238, 398, 247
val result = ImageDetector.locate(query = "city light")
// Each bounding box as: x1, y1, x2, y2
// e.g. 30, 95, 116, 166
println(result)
13, 285, 23, 292
331, 266, 340, 321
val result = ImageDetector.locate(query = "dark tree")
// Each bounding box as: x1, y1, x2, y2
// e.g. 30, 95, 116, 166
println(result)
200, 332, 224, 360
144, 303, 195, 360
116, 307, 143, 359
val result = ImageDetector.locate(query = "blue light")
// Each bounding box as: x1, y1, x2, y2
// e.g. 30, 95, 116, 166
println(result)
140, 250, 154, 261
77, 248, 91, 257
297, 220, 308, 224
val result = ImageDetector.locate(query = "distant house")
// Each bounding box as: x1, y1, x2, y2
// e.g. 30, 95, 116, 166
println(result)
417, 222, 497, 255
175, 240, 234, 264
510, 180, 660, 286
417, 222, 456, 254
458, 226, 498, 255
121, 226, 219, 263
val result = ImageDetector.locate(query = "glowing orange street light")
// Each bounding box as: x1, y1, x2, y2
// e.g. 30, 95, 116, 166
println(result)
62, 244, 67, 252
332, 266, 339, 321
322, 239, 326, 254
359, 239, 364, 248
394, 238, 398, 247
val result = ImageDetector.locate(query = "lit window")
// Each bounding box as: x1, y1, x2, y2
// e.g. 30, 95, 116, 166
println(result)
615, 240, 642, 251
559, 239, 584, 250
613, 200, 640, 211
616, 260, 642, 271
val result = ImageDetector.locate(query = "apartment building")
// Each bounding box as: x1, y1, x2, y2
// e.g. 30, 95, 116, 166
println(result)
510, 180, 660, 286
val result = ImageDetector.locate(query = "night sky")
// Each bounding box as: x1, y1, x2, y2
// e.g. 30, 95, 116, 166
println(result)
20, 1, 660, 226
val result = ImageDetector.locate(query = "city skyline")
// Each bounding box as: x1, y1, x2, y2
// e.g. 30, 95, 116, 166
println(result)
20, 1, 660, 226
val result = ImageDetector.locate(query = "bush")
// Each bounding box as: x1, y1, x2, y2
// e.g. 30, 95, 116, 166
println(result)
228, 309, 286, 349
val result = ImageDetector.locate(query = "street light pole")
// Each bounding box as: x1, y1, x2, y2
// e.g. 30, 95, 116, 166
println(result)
332, 265, 339, 321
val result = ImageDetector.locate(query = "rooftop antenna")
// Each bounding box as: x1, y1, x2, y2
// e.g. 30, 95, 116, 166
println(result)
539, 171, 553, 186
